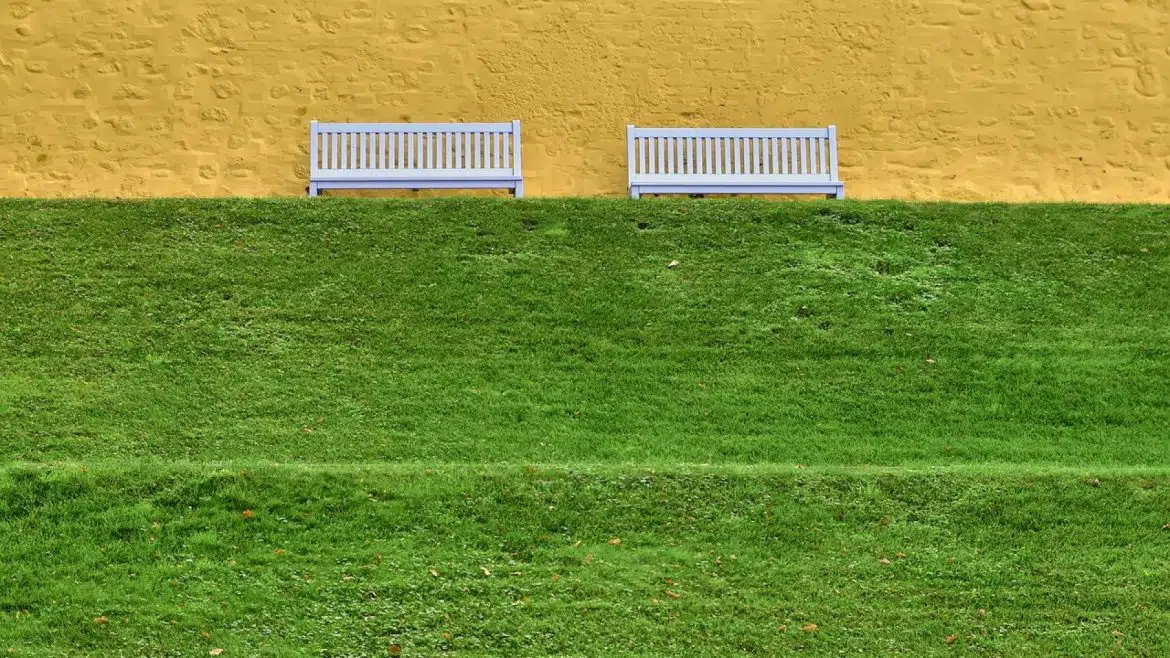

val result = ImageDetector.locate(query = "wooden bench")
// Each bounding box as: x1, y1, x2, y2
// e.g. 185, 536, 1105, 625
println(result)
309, 120, 523, 197
626, 125, 844, 199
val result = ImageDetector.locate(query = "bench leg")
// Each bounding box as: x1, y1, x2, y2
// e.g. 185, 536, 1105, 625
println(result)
630, 186, 641, 200
834, 187, 845, 200
308, 183, 319, 197
513, 181, 524, 199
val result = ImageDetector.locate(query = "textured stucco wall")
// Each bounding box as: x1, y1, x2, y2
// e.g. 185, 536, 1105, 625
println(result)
2, 0, 1169, 200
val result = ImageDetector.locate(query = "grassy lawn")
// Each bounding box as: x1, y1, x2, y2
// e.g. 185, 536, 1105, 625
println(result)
1, 199, 1168, 655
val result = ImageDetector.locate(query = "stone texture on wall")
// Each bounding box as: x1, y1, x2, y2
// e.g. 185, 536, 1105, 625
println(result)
1, 0, 1168, 200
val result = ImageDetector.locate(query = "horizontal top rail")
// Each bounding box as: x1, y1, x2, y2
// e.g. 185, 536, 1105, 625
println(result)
312, 121, 517, 133
628, 126, 834, 138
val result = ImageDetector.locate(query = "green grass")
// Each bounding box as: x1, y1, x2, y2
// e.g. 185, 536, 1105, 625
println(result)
4, 465, 1170, 656
1, 199, 1167, 466
2, 199, 1169, 655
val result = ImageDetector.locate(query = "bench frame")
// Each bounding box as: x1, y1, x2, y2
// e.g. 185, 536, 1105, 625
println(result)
309, 120, 523, 197
627, 125, 844, 199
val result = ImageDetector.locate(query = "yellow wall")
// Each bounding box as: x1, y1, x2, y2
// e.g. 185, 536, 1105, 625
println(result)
2, 0, 1169, 200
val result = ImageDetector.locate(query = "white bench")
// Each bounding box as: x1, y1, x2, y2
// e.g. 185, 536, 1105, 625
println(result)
626, 125, 844, 199
309, 120, 523, 197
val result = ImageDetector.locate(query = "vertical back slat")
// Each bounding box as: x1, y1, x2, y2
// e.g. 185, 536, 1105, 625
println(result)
640, 138, 648, 175
828, 125, 840, 181
819, 137, 828, 176
503, 130, 511, 170
512, 120, 522, 179
310, 122, 319, 171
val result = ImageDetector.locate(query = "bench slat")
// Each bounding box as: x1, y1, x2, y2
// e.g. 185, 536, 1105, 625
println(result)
313, 122, 515, 133
630, 127, 832, 138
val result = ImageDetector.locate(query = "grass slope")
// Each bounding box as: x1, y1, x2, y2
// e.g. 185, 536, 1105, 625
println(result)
1, 199, 1167, 466
2, 199, 1169, 656
3, 465, 1169, 656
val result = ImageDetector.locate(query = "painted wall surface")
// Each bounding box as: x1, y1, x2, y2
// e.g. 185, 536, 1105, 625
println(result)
1, 0, 1169, 200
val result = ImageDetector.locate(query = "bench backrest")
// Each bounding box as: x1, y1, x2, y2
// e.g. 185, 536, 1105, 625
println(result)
311, 120, 521, 177
627, 126, 839, 182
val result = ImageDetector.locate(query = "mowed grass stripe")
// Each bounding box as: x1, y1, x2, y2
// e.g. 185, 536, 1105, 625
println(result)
2, 465, 1168, 656
1, 199, 1167, 466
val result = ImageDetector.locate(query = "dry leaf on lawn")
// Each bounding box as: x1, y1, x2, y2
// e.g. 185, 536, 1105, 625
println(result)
801, 623, 818, 633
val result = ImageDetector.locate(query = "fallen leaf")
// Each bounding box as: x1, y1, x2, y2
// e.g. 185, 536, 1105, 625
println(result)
510, 571, 523, 576
273, 548, 286, 556
925, 357, 937, 364
388, 644, 402, 657
429, 568, 439, 578
896, 552, 906, 559
978, 608, 986, 618
551, 574, 560, 582
201, 631, 211, 640
1091, 478, 1101, 487
1139, 248, 1150, 253
945, 634, 957, 645
664, 590, 681, 599
801, 623, 818, 633
608, 537, 622, 546
778, 625, 787, 632
93, 616, 109, 625
1162, 523, 1170, 531
301, 426, 313, 434
440, 632, 451, 640
209, 650, 224, 657
879, 558, 892, 565
583, 553, 594, 564
1113, 630, 1124, 638
480, 566, 491, 576
667, 260, 681, 269
242, 510, 253, 519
